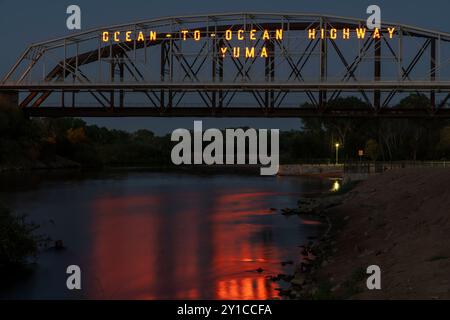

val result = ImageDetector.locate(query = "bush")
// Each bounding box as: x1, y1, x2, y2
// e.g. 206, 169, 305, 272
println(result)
0, 205, 39, 267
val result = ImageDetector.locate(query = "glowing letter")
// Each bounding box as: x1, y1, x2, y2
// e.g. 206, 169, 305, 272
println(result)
308, 29, 316, 39
245, 47, 255, 58
114, 32, 120, 42
388, 27, 396, 39
149, 31, 157, 41
238, 30, 244, 40
137, 32, 145, 42
225, 30, 232, 41
262, 30, 270, 40
233, 47, 240, 58
330, 28, 337, 40
356, 28, 366, 39
275, 29, 283, 40
194, 30, 201, 41
250, 29, 257, 40
343, 28, 350, 40
260, 47, 268, 58
181, 30, 189, 40
125, 31, 132, 42
372, 27, 381, 39
102, 32, 109, 42
220, 47, 227, 58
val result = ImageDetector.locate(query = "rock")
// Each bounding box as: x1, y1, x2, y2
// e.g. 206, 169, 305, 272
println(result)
331, 284, 341, 292
300, 262, 312, 273
298, 196, 344, 215
278, 289, 292, 297
290, 275, 305, 286
281, 208, 298, 216
269, 274, 288, 282
281, 260, 294, 266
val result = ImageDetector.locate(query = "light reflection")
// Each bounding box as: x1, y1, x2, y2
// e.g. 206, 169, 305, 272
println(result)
331, 180, 341, 192
89, 189, 293, 300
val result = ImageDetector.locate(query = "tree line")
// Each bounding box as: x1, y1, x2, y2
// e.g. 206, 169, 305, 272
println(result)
2, 94, 450, 169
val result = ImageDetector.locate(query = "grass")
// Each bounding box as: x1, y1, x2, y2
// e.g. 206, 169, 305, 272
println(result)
427, 255, 449, 262
341, 267, 366, 298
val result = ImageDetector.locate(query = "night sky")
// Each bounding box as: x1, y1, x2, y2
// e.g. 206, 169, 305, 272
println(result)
1, 0, 449, 134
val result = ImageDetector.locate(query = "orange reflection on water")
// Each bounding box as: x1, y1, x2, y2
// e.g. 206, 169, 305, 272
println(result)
211, 191, 283, 300
90, 189, 290, 300
90, 195, 162, 299
215, 277, 273, 300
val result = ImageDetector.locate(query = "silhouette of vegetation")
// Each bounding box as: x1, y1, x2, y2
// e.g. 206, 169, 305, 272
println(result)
0, 204, 39, 268
1, 93, 450, 170
0, 105, 172, 169
281, 94, 450, 163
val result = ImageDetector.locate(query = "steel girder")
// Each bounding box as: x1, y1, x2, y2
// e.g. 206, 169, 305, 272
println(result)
2, 12, 450, 117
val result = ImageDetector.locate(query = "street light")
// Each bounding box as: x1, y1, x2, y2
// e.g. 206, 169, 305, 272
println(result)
335, 143, 340, 165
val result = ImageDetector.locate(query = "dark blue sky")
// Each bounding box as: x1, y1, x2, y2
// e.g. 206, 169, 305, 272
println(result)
1, 0, 449, 134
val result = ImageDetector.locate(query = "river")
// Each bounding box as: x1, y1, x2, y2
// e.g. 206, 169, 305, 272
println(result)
0, 170, 334, 300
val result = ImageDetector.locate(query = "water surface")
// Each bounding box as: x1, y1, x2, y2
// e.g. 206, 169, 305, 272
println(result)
0, 171, 331, 299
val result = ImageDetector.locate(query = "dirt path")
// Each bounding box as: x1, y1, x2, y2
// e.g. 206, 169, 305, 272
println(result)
320, 168, 450, 299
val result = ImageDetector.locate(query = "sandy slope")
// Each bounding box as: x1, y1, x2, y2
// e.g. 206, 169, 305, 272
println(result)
321, 168, 450, 299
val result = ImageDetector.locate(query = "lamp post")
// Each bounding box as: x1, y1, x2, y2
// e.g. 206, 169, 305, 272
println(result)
335, 143, 340, 165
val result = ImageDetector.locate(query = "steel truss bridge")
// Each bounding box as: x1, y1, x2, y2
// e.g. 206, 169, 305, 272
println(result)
3, 12, 450, 118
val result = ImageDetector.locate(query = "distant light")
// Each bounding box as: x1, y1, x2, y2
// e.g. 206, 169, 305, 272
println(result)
166, 34, 172, 38
335, 143, 340, 148
331, 180, 341, 192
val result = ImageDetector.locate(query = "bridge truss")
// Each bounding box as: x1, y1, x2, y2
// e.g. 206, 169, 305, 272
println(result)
2, 12, 450, 117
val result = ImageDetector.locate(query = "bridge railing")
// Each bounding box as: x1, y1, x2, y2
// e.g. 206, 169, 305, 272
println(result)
344, 160, 450, 173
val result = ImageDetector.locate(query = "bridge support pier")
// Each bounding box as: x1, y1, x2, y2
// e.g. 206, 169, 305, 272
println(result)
374, 37, 381, 110
431, 38, 436, 108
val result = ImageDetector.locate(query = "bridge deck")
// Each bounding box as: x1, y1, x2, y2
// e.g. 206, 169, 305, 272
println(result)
21, 107, 450, 118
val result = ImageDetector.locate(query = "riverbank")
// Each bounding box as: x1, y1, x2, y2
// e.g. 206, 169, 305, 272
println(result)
284, 168, 450, 300
278, 164, 343, 178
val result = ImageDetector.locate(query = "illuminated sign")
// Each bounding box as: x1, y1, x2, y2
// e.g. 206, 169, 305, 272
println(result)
101, 27, 396, 59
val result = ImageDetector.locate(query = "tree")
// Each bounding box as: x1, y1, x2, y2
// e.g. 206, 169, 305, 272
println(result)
437, 127, 450, 158
67, 127, 88, 144
365, 139, 380, 161
133, 129, 155, 143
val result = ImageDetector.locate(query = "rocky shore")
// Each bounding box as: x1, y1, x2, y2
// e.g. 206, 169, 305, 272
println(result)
277, 168, 450, 300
